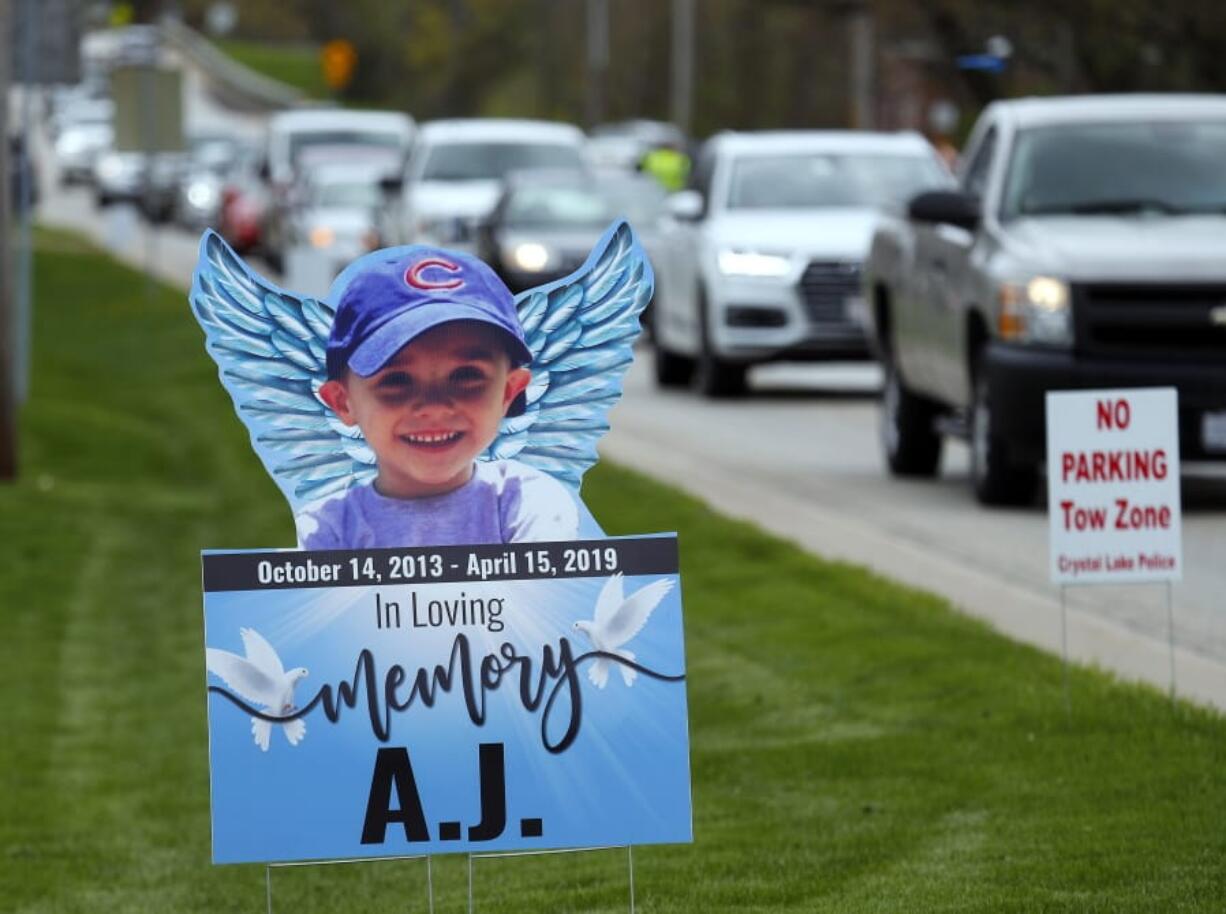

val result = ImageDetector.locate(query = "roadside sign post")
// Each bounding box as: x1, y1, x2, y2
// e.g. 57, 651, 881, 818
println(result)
0, 0, 14, 481
110, 64, 184, 284
8, 0, 83, 406
1046, 388, 1183, 704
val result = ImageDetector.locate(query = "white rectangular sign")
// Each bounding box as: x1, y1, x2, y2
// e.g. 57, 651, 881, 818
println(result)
1046, 388, 1182, 584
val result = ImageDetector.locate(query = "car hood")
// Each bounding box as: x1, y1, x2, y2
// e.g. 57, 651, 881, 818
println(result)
409, 180, 502, 220
704, 208, 880, 260
1002, 216, 1226, 281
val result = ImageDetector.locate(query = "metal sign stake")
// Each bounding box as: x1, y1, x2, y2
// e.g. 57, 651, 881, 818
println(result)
1165, 581, 1176, 704
1059, 584, 1070, 716
426, 855, 434, 914
628, 845, 637, 914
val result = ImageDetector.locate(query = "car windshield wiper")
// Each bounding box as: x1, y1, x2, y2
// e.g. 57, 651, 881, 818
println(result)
1022, 198, 1183, 216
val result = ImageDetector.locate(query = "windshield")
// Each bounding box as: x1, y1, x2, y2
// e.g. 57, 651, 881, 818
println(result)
315, 181, 383, 209
289, 130, 404, 165
725, 153, 947, 210
503, 181, 664, 227
1002, 121, 1226, 217
420, 143, 584, 181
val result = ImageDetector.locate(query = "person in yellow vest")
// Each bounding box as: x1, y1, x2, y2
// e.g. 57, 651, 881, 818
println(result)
639, 142, 691, 193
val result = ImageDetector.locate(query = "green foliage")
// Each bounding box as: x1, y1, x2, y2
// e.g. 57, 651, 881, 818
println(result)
193, 0, 1226, 136
1, 230, 1224, 910
217, 39, 329, 99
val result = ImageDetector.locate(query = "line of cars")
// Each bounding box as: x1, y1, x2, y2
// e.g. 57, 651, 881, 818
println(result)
47, 55, 957, 414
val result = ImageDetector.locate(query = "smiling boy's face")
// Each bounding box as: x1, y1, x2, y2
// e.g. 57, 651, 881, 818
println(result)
319, 321, 530, 499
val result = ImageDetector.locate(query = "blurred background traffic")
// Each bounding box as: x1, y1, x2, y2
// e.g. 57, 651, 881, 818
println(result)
5, 0, 1226, 512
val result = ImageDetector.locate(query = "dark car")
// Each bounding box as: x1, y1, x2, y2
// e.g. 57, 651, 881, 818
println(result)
476, 171, 676, 293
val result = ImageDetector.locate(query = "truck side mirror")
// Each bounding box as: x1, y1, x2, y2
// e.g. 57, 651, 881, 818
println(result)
907, 190, 980, 231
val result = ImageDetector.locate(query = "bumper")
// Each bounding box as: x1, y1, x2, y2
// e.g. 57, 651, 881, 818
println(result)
707, 272, 871, 364
984, 342, 1226, 462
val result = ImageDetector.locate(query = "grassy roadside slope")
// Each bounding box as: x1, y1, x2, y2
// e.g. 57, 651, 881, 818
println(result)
216, 38, 328, 99
0, 230, 1222, 912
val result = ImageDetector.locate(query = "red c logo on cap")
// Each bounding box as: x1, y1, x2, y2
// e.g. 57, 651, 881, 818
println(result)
405, 258, 464, 291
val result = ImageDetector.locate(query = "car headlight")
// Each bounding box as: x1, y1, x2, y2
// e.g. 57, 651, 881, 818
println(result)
309, 225, 336, 248
717, 249, 792, 278
509, 242, 550, 272
186, 182, 218, 209
997, 276, 1072, 345
96, 156, 123, 180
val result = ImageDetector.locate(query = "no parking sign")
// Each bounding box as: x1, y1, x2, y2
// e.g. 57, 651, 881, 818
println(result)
1046, 388, 1182, 585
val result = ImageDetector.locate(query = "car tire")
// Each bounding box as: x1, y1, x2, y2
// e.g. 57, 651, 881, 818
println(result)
880, 356, 941, 477
970, 353, 1038, 506
693, 289, 747, 398
654, 345, 694, 388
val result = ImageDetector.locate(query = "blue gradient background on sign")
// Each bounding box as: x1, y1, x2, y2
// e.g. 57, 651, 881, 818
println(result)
203, 565, 691, 864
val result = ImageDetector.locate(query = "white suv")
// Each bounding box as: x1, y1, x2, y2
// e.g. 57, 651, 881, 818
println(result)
655, 130, 951, 396
384, 119, 587, 252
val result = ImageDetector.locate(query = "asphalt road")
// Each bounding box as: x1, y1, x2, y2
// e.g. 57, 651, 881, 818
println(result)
603, 358, 1226, 707
27, 59, 1226, 709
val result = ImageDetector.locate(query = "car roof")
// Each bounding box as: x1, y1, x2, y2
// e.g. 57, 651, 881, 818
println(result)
987, 94, 1226, 129
418, 118, 585, 145
707, 130, 937, 156
268, 108, 414, 134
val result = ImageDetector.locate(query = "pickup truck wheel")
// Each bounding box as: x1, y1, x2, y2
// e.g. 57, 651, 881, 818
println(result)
654, 345, 694, 388
881, 359, 941, 476
693, 290, 747, 397
970, 359, 1038, 505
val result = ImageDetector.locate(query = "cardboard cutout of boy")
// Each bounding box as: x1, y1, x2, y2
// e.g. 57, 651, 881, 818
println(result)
190, 221, 651, 547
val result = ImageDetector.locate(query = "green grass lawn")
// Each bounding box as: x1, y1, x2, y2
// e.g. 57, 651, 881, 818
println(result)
216, 38, 329, 99
1, 230, 1223, 912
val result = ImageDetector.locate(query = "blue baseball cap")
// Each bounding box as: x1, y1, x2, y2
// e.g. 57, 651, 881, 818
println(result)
325, 245, 533, 415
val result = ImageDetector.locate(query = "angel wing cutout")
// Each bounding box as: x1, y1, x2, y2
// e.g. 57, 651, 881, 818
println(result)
190, 220, 652, 518
487, 220, 653, 488
190, 230, 376, 516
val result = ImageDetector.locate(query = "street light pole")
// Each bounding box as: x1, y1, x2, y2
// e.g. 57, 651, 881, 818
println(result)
848, 2, 875, 129
671, 0, 694, 138
0, 0, 17, 480
585, 0, 609, 129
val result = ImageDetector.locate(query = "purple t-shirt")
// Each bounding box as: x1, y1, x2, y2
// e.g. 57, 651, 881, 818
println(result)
295, 459, 580, 550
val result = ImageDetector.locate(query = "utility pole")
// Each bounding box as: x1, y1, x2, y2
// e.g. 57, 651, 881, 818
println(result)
0, 0, 16, 480
585, 0, 608, 129
670, 0, 694, 138
847, 2, 875, 129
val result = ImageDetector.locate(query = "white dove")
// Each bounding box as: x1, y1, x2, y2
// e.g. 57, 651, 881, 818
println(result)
573, 573, 674, 689
206, 627, 309, 752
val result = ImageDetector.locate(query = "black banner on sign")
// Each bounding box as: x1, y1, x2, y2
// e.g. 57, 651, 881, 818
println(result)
202, 536, 679, 593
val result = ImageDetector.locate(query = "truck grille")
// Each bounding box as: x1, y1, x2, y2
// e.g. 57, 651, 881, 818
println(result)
1074, 282, 1226, 359
799, 260, 861, 325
